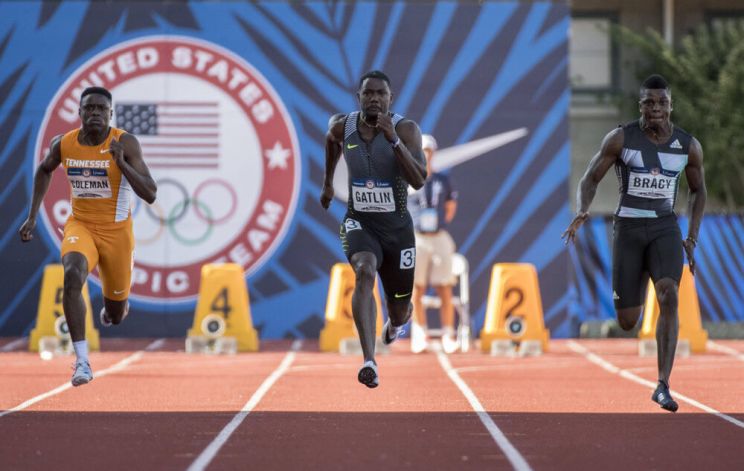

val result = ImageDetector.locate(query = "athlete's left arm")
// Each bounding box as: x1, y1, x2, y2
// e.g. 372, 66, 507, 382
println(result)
682, 137, 706, 275
110, 133, 157, 204
379, 116, 426, 189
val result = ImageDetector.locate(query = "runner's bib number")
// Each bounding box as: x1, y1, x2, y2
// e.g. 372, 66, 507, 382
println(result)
67, 168, 112, 198
627, 167, 678, 200
352, 180, 395, 212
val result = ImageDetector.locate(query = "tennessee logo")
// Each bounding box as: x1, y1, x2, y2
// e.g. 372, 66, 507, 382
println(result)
35, 36, 301, 304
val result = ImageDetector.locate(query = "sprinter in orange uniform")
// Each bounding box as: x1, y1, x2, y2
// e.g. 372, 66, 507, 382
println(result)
19, 87, 157, 387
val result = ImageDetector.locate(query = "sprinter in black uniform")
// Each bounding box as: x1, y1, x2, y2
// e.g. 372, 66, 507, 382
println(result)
321, 70, 426, 388
562, 75, 706, 412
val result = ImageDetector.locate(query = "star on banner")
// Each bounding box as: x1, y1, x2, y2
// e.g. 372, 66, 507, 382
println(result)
265, 141, 291, 170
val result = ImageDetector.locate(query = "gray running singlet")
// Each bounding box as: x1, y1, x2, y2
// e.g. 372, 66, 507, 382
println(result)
614, 120, 691, 218
343, 111, 420, 229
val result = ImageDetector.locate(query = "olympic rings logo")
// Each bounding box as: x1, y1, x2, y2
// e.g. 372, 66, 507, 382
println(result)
133, 177, 238, 246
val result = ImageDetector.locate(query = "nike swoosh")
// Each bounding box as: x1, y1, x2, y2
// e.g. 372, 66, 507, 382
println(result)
100, 149, 110, 154
431, 127, 529, 172
394, 292, 411, 299
346, 143, 359, 149
113, 289, 125, 295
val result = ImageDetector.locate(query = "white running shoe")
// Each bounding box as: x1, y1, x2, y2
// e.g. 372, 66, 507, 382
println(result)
441, 333, 459, 354
410, 322, 428, 353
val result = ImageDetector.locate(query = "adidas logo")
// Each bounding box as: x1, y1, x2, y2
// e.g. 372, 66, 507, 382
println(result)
613, 291, 620, 300
669, 139, 682, 149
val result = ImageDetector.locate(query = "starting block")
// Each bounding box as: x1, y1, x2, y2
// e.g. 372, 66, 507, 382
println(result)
490, 339, 544, 357
638, 265, 708, 354
319, 263, 384, 352
638, 338, 691, 358
185, 335, 238, 355
29, 264, 99, 356
186, 263, 258, 353
479, 263, 550, 354
339, 338, 389, 356
39, 335, 72, 360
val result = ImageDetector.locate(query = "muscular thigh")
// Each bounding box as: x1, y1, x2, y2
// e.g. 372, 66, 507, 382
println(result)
96, 219, 135, 301
60, 216, 99, 271
378, 224, 416, 304
612, 219, 648, 309
341, 217, 383, 268
645, 218, 683, 283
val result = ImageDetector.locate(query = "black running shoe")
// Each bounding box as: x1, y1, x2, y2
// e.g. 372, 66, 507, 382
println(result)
652, 381, 679, 412
358, 360, 379, 388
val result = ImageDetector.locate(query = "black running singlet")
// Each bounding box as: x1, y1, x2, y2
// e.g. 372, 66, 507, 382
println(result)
342, 111, 420, 229
614, 120, 691, 218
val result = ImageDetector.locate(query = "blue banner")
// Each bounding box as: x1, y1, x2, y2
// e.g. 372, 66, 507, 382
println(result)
0, 1, 571, 338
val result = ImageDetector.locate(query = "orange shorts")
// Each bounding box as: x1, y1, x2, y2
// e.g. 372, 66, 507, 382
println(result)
60, 215, 134, 301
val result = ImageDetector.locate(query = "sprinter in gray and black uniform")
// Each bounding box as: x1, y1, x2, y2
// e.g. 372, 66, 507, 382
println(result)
562, 74, 706, 412
321, 70, 426, 388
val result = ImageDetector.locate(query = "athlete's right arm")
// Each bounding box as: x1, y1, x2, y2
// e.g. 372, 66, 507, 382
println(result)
320, 114, 346, 210
561, 127, 623, 244
19, 135, 63, 242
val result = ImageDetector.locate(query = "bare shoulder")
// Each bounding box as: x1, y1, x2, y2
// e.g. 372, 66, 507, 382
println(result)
603, 126, 624, 145
688, 136, 704, 165
395, 118, 421, 139
47, 134, 64, 158
328, 113, 346, 129
599, 126, 624, 155
327, 113, 346, 141
119, 132, 142, 152
119, 132, 140, 145
49, 134, 63, 149
689, 136, 703, 154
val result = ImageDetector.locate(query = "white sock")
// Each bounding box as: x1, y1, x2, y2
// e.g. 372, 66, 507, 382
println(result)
73, 340, 89, 363
442, 326, 455, 338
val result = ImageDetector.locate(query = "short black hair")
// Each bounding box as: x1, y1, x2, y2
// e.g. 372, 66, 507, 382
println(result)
80, 86, 112, 104
358, 70, 391, 90
641, 74, 669, 91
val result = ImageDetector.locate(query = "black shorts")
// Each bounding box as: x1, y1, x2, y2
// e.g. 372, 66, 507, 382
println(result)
340, 216, 416, 304
612, 215, 684, 309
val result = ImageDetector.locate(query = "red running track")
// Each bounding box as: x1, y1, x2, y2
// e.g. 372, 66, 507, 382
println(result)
0, 338, 743, 470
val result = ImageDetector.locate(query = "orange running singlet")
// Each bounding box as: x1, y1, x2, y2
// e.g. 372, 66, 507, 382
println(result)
60, 127, 132, 223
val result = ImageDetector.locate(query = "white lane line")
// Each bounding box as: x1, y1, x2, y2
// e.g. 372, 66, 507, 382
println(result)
187, 340, 302, 471
436, 352, 532, 471
145, 338, 166, 351
0, 338, 163, 418
567, 340, 744, 430
708, 341, 744, 362
1, 338, 27, 352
